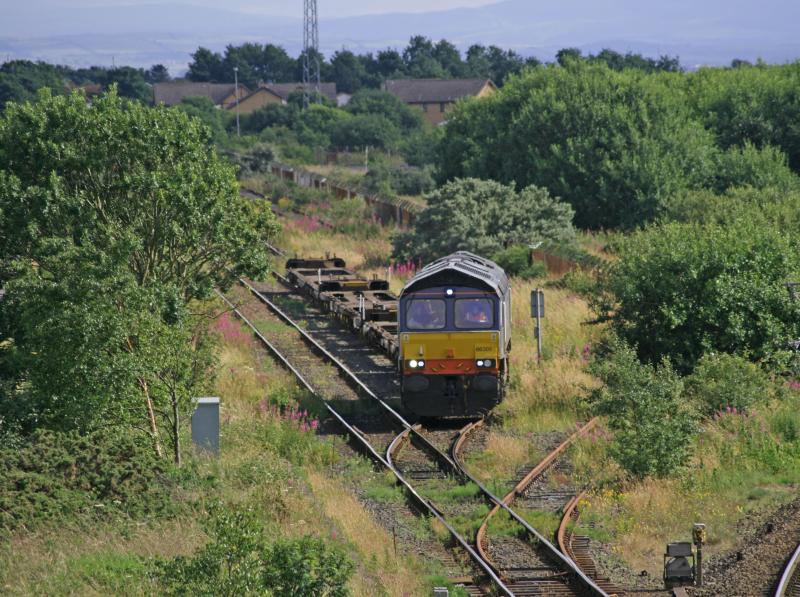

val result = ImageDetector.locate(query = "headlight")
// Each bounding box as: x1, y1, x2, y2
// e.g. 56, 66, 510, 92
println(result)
406, 360, 425, 369
476, 359, 494, 368
409, 359, 418, 368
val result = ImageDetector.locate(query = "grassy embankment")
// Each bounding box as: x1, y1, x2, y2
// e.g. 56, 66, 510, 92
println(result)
0, 302, 441, 596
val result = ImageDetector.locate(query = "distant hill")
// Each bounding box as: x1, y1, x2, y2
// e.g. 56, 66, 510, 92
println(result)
2, 0, 799, 71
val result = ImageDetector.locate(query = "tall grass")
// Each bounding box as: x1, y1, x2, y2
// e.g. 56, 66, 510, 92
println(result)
578, 391, 800, 575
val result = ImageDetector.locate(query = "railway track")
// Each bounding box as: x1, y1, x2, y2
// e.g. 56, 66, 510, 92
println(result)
219, 281, 509, 594
452, 419, 607, 596
776, 543, 800, 597
222, 273, 609, 596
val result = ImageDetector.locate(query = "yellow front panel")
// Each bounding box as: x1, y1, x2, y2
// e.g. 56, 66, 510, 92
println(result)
400, 332, 499, 360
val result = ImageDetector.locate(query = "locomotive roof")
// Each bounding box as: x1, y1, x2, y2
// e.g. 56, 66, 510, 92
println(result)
401, 251, 510, 296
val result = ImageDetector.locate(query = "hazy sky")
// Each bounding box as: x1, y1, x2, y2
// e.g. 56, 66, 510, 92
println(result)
39, 0, 500, 17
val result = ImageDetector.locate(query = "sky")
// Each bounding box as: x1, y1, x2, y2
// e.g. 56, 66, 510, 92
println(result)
32, 0, 500, 17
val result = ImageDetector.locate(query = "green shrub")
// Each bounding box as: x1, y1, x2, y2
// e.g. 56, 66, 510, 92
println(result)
590, 338, 698, 478
158, 504, 353, 597
548, 269, 597, 297
491, 245, 547, 279
331, 113, 400, 150
598, 219, 800, 372
711, 143, 799, 193
262, 536, 354, 597
361, 163, 435, 198
393, 178, 576, 262
0, 429, 181, 533
686, 353, 774, 415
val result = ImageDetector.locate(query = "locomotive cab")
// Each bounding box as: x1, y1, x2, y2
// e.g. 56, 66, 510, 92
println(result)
398, 252, 510, 417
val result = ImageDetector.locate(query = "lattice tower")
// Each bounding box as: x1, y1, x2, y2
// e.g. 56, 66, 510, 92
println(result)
302, 0, 321, 107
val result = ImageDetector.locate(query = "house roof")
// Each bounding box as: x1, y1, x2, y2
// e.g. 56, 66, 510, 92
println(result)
383, 78, 494, 104
153, 82, 248, 106
260, 82, 338, 103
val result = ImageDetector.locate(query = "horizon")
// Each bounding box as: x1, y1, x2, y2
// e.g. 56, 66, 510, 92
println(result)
2, 0, 799, 72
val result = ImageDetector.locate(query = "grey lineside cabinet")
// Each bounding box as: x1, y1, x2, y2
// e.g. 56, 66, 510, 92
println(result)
191, 397, 220, 457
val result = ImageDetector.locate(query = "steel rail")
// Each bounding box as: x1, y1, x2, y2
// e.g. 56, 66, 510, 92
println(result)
459, 419, 598, 581
249, 274, 608, 597
776, 542, 800, 596
387, 428, 512, 595
218, 288, 512, 595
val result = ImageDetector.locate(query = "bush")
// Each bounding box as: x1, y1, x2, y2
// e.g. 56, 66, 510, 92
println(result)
393, 178, 576, 262
711, 143, 799, 193
0, 429, 180, 533
241, 103, 297, 134
158, 503, 353, 597
331, 113, 400, 150
599, 219, 800, 372
686, 352, 774, 415
345, 89, 423, 131
663, 186, 800, 230
400, 128, 440, 167
590, 338, 697, 478
361, 163, 435, 198
491, 245, 547, 279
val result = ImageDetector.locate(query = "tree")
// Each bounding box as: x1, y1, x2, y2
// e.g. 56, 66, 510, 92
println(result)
176, 96, 229, 144
375, 49, 405, 78
0, 60, 66, 109
392, 178, 575, 261
590, 338, 697, 479
188, 47, 224, 82
598, 219, 800, 372
0, 89, 275, 301
0, 89, 277, 456
432, 40, 466, 77
329, 49, 368, 93
687, 63, 800, 172
556, 47, 582, 66
437, 61, 718, 228
145, 64, 171, 84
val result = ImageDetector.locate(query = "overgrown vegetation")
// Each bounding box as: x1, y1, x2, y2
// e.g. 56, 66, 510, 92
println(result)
0, 429, 182, 535
158, 504, 354, 597
392, 178, 575, 262
0, 89, 277, 457
437, 60, 800, 229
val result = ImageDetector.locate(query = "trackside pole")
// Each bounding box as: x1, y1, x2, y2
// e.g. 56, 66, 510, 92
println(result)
531, 289, 545, 363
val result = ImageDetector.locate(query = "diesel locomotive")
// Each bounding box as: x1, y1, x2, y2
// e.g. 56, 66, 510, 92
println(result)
398, 252, 511, 417
283, 250, 511, 418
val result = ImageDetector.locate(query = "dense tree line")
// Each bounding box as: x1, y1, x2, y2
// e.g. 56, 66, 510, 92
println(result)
187, 38, 684, 93
187, 37, 544, 92
0, 60, 170, 108
437, 60, 800, 229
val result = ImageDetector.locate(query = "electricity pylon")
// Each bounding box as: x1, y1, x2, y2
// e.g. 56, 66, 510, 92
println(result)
302, 0, 321, 108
